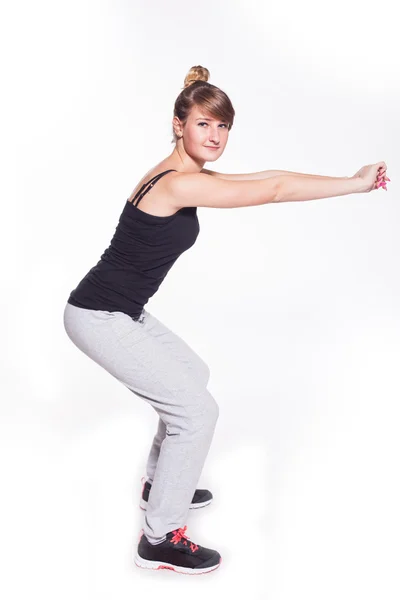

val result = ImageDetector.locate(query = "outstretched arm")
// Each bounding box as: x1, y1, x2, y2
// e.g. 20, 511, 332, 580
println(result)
201, 168, 339, 181
169, 162, 386, 209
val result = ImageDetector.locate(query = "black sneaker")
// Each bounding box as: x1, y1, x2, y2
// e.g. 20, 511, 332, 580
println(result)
139, 477, 213, 511
134, 526, 222, 575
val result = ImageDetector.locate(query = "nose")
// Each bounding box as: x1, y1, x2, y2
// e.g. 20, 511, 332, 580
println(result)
208, 129, 220, 145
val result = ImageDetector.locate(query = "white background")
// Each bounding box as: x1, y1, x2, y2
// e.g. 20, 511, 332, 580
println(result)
1, 0, 399, 598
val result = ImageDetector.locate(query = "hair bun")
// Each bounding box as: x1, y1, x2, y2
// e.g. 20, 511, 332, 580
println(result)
183, 65, 210, 89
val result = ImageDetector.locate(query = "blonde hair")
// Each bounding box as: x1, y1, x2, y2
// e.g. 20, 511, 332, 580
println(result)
172, 65, 235, 143
183, 65, 210, 88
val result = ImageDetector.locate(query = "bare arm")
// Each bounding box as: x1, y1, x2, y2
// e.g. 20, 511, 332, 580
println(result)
201, 168, 341, 181
275, 174, 361, 203
167, 171, 363, 210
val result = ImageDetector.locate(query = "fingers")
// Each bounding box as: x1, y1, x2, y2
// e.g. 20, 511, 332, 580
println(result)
377, 166, 387, 177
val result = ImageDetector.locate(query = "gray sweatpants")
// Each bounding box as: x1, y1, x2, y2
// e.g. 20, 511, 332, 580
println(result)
63, 302, 219, 543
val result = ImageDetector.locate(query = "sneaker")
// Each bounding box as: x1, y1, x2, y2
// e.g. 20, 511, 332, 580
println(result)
139, 477, 213, 511
134, 526, 222, 575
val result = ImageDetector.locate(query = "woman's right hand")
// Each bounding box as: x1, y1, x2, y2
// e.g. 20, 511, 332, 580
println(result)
352, 162, 390, 193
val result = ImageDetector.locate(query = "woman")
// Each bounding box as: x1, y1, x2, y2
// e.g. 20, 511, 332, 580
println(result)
63, 65, 389, 575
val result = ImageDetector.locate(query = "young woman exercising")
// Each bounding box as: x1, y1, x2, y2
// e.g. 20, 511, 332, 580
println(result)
63, 65, 389, 575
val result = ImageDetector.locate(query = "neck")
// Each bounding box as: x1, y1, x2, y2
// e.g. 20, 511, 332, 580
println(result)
167, 141, 205, 173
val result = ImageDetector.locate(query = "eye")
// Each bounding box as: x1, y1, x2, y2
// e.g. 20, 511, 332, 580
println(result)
198, 122, 228, 128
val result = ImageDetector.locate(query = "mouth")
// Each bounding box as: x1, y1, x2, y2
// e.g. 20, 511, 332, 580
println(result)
205, 146, 220, 150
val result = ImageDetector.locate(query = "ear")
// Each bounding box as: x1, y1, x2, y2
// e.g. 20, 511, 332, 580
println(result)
172, 116, 183, 138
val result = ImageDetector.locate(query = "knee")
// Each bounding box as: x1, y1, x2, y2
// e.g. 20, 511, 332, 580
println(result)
206, 396, 219, 424
203, 391, 219, 424
203, 363, 211, 387
198, 358, 211, 388
186, 391, 219, 430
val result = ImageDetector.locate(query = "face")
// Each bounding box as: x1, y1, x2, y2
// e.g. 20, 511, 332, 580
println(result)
174, 105, 229, 162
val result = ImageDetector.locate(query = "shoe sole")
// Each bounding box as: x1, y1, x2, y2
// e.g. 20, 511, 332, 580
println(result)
139, 498, 212, 511
134, 553, 222, 575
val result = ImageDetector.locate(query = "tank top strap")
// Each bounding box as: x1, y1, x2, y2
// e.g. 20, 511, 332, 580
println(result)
131, 169, 177, 207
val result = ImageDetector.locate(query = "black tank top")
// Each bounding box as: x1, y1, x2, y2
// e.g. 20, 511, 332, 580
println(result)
67, 169, 200, 320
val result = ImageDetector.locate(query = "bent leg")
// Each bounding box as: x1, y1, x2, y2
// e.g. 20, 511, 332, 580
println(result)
141, 312, 211, 483
63, 303, 219, 542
